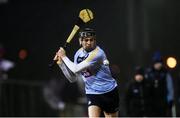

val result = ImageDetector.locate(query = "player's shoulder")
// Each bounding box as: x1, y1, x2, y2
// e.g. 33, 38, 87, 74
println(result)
84, 47, 103, 62
93, 46, 104, 54
88, 46, 104, 57
75, 47, 83, 55
77, 47, 83, 52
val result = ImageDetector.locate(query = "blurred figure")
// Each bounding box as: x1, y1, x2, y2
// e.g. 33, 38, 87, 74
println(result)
145, 51, 174, 116
125, 66, 153, 117
0, 43, 15, 80
0, 44, 15, 116
43, 74, 87, 117
177, 71, 180, 116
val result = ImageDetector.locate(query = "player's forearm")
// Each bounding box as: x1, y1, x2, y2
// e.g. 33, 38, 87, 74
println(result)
58, 62, 77, 83
61, 56, 90, 73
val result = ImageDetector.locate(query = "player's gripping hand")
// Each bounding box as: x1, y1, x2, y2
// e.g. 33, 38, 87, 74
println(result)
53, 47, 64, 64
57, 47, 66, 58
53, 53, 62, 64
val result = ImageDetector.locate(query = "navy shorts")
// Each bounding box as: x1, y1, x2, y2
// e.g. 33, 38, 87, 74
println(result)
86, 87, 119, 113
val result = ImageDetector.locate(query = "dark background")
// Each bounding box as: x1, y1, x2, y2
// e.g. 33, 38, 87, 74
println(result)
0, 0, 180, 116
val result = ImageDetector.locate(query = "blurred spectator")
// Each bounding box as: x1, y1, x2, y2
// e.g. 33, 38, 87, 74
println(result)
43, 73, 87, 117
178, 71, 180, 116
0, 43, 15, 80
125, 66, 153, 117
145, 51, 174, 116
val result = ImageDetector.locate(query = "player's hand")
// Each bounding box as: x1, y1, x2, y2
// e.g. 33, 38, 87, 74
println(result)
53, 53, 62, 64
57, 47, 66, 58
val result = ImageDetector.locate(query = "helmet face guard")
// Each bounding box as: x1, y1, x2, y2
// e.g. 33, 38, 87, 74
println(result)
79, 31, 96, 38
79, 28, 96, 38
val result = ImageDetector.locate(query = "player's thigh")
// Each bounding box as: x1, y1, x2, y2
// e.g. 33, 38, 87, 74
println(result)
104, 111, 119, 117
88, 105, 102, 117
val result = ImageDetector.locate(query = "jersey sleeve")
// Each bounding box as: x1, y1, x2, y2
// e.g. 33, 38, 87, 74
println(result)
58, 61, 82, 83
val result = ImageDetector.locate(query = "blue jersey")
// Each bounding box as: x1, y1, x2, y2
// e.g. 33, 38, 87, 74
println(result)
73, 46, 117, 94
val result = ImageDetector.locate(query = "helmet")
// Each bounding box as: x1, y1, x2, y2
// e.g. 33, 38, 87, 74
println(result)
79, 28, 96, 45
79, 28, 96, 38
